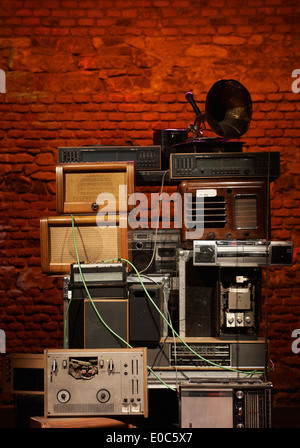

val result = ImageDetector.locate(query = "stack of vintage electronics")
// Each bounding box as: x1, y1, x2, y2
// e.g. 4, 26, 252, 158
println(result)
2, 80, 293, 428
156, 81, 293, 428
39, 160, 150, 420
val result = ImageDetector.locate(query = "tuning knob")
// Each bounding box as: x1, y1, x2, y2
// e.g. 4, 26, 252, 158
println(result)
91, 202, 99, 211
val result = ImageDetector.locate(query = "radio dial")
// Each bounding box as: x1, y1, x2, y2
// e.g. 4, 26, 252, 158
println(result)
206, 232, 215, 240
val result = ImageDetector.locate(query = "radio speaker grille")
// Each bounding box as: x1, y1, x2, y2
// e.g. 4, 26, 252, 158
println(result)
65, 172, 127, 204
56, 162, 135, 214
49, 225, 120, 264
235, 196, 257, 229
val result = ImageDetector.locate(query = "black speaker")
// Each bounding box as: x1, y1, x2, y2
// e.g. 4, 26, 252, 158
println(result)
84, 299, 128, 348
185, 262, 219, 337
67, 298, 128, 349
131, 240, 155, 273
129, 284, 162, 345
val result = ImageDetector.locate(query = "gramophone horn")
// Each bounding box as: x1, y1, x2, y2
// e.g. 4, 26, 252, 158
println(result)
205, 79, 252, 139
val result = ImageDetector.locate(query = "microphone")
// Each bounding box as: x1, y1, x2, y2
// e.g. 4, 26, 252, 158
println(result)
185, 91, 201, 116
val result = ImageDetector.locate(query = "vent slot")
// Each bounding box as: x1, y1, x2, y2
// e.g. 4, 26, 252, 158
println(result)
185, 196, 226, 228
53, 403, 115, 414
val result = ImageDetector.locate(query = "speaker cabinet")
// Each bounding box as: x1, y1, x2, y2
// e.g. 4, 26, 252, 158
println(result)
129, 284, 163, 346
40, 215, 130, 275
67, 298, 129, 349
131, 240, 155, 273
56, 161, 135, 214
85, 299, 129, 349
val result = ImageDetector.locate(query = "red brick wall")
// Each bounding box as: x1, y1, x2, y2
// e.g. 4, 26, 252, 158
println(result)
0, 0, 299, 407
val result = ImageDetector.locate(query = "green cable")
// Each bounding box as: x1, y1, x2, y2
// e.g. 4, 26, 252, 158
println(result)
67, 215, 176, 392
66, 215, 267, 390
105, 256, 263, 377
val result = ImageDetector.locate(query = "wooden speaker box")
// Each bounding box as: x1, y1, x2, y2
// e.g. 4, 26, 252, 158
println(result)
40, 215, 130, 275
56, 161, 135, 214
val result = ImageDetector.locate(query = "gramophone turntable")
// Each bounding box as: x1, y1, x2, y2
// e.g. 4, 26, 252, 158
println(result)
154, 79, 255, 167
184, 78, 253, 142
168, 79, 279, 180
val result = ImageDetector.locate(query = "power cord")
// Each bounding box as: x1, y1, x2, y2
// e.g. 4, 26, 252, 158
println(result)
66, 215, 270, 391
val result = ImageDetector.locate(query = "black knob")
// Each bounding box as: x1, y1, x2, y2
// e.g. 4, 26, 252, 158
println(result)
207, 232, 215, 240
91, 202, 99, 211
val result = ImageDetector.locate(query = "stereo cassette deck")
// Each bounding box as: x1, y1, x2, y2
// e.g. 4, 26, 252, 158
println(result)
193, 240, 293, 266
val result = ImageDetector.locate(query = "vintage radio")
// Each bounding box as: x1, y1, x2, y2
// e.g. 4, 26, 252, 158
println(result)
56, 161, 135, 214
68, 262, 127, 304
170, 151, 280, 180
193, 240, 293, 267
58, 145, 161, 171
179, 380, 272, 428
2, 353, 44, 395
40, 215, 130, 275
131, 229, 180, 274
179, 178, 269, 246
70, 262, 127, 287
44, 348, 148, 417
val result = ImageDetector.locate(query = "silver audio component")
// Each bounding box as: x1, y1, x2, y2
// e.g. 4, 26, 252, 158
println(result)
44, 348, 148, 417
180, 381, 273, 428
131, 229, 180, 274
193, 240, 293, 267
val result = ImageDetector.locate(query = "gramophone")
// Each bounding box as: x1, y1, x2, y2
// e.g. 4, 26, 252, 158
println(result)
175, 79, 253, 153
